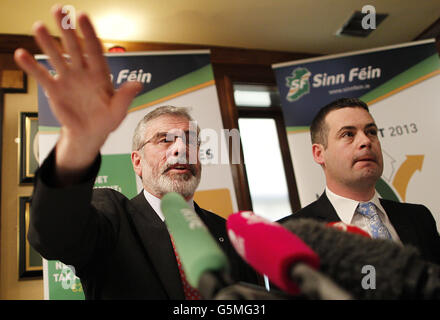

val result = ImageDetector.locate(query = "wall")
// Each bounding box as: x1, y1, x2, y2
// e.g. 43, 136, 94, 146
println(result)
1, 74, 43, 299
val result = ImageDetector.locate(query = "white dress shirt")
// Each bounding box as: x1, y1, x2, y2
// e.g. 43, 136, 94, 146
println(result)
143, 189, 195, 222
325, 187, 402, 244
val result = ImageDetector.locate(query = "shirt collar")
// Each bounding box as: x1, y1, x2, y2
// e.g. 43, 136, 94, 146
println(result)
325, 186, 385, 224
143, 189, 194, 222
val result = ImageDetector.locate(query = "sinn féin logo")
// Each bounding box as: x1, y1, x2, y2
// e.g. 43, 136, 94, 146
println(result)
285, 67, 311, 102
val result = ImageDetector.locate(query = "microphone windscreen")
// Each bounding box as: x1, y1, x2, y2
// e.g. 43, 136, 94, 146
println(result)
227, 211, 319, 295
161, 192, 229, 288
282, 218, 424, 299
326, 222, 371, 238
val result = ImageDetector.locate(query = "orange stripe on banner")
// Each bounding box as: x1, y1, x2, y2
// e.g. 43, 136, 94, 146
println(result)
128, 80, 216, 113
368, 69, 440, 106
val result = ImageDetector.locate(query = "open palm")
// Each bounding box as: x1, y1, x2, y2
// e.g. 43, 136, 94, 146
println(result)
14, 6, 141, 179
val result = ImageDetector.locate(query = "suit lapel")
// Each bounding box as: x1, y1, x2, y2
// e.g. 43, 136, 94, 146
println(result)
312, 192, 341, 222
194, 202, 226, 248
380, 199, 419, 247
128, 192, 184, 300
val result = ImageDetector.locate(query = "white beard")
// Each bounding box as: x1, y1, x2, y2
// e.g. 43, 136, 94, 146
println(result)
141, 156, 201, 199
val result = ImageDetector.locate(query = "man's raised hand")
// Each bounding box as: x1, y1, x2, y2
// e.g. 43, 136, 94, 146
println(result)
14, 6, 142, 181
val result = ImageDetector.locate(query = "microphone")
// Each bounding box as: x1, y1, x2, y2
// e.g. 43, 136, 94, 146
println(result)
214, 282, 294, 300
326, 221, 371, 238
226, 211, 353, 299
282, 218, 440, 299
161, 192, 231, 299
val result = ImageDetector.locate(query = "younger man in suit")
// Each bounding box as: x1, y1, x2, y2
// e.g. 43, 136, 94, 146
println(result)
280, 98, 440, 264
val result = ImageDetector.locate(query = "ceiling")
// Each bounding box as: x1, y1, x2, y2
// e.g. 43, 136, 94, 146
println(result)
0, 0, 439, 55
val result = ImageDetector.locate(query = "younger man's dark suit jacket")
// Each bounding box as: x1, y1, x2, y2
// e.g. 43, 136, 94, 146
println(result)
28, 150, 257, 299
279, 192, 440, 265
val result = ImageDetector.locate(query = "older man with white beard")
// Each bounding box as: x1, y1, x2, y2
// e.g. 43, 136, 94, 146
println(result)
131, 106, 202, 203
20, 8, 257, 300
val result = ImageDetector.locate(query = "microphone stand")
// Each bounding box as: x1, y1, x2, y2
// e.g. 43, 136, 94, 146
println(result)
290, 263, 353, 300
208, 265, 353, 300
198, 270, 233, 299
214, 282, 294, 300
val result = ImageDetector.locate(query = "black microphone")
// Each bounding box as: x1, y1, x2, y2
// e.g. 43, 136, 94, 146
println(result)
282, 218, 440, 299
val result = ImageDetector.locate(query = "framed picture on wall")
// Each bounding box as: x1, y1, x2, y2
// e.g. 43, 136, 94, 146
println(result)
19, 112, 39, 184
18, 196, 42, 278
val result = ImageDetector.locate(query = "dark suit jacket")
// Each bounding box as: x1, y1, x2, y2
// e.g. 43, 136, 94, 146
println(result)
279, 192, 440, 265
28, 150, 257, 299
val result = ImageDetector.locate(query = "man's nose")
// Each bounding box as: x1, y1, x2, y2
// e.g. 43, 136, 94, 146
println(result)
166, 136, 188, 160
358, 132, 372, 149
174, 136, 188, 155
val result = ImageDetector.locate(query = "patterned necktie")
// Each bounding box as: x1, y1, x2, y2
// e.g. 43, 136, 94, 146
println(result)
356, 202, 392, 240
169, 235, 202, 300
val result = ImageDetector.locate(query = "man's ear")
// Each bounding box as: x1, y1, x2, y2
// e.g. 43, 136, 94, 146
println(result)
131, 151, 143, 177
312, 143, 325, 166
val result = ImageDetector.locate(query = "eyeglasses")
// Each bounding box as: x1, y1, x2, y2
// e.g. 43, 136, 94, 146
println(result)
137, 130, 201, 151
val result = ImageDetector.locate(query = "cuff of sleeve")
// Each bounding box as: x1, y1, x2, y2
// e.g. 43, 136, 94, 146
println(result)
36, 147, 101, 188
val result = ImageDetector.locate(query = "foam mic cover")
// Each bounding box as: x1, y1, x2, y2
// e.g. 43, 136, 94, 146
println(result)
282, 218, 435, 299
226, 211, 319, 295
161, 192, 229, 289
326, 222, 371, 238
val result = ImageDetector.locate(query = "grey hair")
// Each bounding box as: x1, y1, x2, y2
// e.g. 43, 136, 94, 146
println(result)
132, 105, 199, 151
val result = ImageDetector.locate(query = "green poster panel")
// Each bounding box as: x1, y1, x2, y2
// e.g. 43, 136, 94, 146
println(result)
94, 153, 138, 199
47, 261, 84, 300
